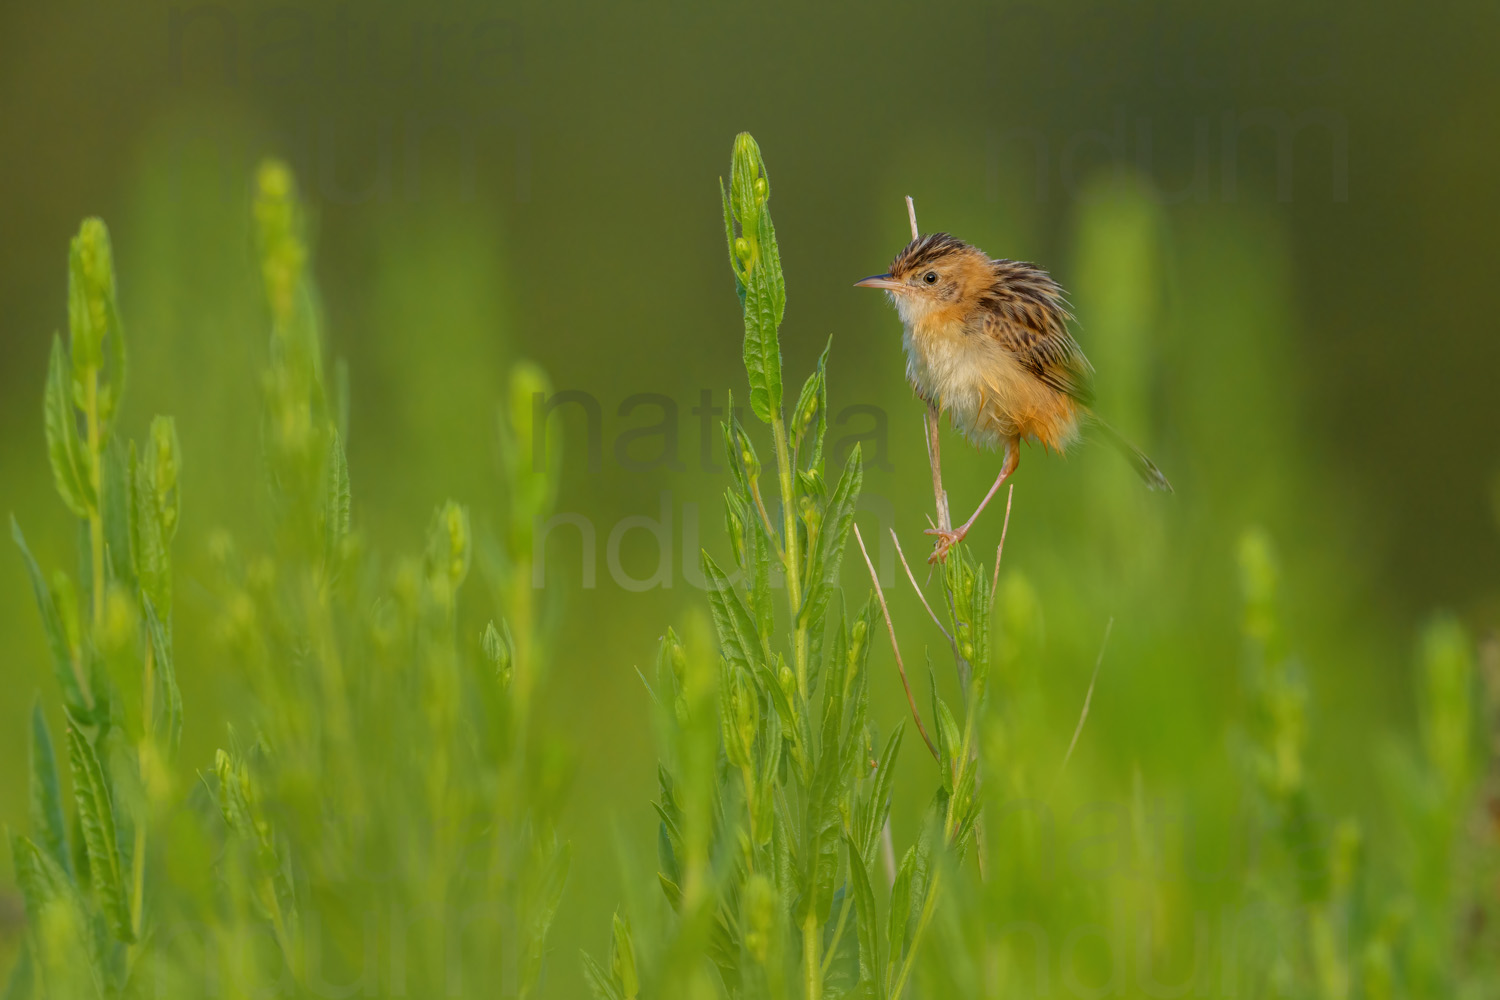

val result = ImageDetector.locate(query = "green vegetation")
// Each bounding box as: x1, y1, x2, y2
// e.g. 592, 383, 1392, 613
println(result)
2, 134, 1498, 1000
6, 165, 568, 998
580, 135, 1500, 999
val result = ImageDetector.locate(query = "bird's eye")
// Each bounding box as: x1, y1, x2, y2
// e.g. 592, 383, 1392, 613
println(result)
923, 271, 938, 284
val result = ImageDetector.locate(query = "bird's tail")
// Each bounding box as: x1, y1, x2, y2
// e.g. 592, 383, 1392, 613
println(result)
1086, 414, 1173, 492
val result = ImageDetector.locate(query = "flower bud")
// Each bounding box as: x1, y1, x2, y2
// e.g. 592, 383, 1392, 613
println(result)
849, 619, 867, 667
797, 388, 819, 433
776, 657, 796, 705
725, 502, 747, 569
736, 428, 760, 480
799, 494, 820, 534
68, 218, 118, 375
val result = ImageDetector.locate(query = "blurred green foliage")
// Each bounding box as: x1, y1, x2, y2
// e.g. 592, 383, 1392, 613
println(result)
6, 169, 571, 998
1, 3, 1499, 997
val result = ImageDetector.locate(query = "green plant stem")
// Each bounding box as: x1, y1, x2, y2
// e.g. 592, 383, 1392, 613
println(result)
748, 477, 787, 561
771, 415, 807, 697
802, 912, 822, 1000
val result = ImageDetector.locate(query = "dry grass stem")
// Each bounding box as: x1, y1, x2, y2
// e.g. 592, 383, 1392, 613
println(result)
890, 528, 954, 643
1060, 617, 1114, 777
854, 524, 939, 761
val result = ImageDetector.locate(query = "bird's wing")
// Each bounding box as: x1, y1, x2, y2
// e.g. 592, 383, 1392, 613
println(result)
981, 263, 1096, 405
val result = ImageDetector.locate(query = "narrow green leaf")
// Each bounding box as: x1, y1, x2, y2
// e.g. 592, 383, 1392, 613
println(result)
10, 831, 103, 1000
580, 951, 625, 1000
799, 444, 864, 641
858, 725, 904, 869
772, 804, 798, 916
720, 178, 744, 295
721, 390, 750, 495
9, 833, 73, 928
11, 519, 89, 717
66, 724, 133, 942
793, 338, 832, 470
610, 911, 640, 999
824, 885, 860, 994
843, 831, 885, 999
28, 702, 71, 879
801, 685, 846, 924
905, 831, 934, 950
758, 204, 786, 330
43, 335, 92, 519
522, 840, 571, 994
701, 551, 763, 674
741, 258, 783, 424
656, 872, 683, 911
130, 445, 170, 614
929, 670, 961, 790
324, 427, 351, 560
886, 845, 915, 987
142, 596, 182, 752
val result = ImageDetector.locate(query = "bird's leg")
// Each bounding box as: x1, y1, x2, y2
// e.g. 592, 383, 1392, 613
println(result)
924, 405, 951, 533
926, 437, 1019, 563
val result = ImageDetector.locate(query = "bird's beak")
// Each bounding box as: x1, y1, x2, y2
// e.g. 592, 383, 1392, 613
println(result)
854, 273, 903, 291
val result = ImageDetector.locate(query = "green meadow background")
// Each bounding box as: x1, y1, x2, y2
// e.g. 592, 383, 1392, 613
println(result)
2, 0, 1498, 996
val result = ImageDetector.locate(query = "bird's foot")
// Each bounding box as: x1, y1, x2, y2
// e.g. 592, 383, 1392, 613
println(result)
924, 526, 967, 564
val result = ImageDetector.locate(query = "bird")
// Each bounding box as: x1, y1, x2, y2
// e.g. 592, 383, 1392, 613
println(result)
856, 230, 1171, 562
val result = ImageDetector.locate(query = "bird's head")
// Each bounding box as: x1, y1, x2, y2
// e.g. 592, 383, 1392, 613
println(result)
854, 232, 992, 326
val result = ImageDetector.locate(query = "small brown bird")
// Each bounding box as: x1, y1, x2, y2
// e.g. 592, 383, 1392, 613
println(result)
857, 230, 1170, 561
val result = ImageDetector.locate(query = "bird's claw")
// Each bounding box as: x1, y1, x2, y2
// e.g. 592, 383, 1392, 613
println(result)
923, 527, 966, 564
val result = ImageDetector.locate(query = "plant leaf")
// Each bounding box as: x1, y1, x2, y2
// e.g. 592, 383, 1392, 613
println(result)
801, 672, 847, 925
11, 519, 89, 718
324, 427, 351, 562
580, 950, 625, 1000
521, 839, 571, 994
142, 595, 182, 753
702, 551, 763, 674
858, 725, 904, 870
886, 844, 915, 988
799, 444, 864, 645
66, 723, 133, 942
793, 338, 831, 470
844, 831, 886, 999
720, 178, 744, 297
9, 832, 75, 930
43, 336, 93, 519
741, 259, 783, 425
28, 701, 72, 879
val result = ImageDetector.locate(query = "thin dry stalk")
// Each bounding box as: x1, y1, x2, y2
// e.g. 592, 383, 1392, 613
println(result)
889, 528, 953, 643
989, 485, 1015, 606
1060, 617, 1114, 776
854, 524, 939, 761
